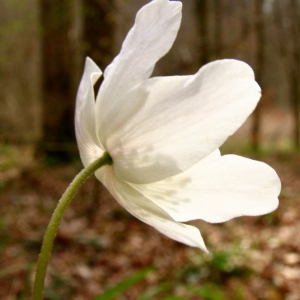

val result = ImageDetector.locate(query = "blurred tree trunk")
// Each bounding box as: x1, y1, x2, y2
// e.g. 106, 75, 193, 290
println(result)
40, 0, 82, 161
273, 0, 300, 151
0, 0, 41, 142
240, 0, 251, 53
83, 0, 115, 70
291, 74, 300, 150
213, 0, 222, 58
251, 0, 265, 152
289, 0, 300, 151
196, 0, 210, 65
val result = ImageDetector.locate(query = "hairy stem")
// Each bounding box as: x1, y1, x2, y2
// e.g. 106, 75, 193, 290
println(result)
32, 152, 112, 300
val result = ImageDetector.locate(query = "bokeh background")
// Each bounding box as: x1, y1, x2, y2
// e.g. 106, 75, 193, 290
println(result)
0, 0, 299, 299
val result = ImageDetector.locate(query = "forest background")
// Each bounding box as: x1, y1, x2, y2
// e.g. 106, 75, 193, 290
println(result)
1, 1, 300, 299
0, 0, 298, 152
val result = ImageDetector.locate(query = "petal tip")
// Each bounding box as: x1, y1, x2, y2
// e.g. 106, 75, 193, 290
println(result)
83, 57, 102, 81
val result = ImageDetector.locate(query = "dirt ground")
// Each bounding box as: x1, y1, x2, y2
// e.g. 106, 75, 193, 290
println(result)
0, 145, 299, 300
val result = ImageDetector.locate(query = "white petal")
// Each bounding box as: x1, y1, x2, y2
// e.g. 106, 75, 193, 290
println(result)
75, 57, 104, 167
95, 166, 207, 251
96, 0, 182, 143
106, 59, 261, 184
132, 151, 280, 223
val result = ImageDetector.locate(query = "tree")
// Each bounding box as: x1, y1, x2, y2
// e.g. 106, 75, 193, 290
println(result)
83, 0, 115, 71
251, 0, 265, 152
195, 0, 210, 65
39, 0, 115, 161
273, 0, 300, 151
40, 0, 82, 161
213, 0, 222, 58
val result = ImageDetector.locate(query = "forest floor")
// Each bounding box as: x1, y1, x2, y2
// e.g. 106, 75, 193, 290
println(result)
0, 141, 299, 300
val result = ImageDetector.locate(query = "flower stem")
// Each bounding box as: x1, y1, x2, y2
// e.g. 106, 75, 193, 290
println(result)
32, 152, 112, 300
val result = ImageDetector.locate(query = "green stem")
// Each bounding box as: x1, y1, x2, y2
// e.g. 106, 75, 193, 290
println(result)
32, 152, 112, 300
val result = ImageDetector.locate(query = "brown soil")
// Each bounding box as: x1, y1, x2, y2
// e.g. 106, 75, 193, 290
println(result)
0, 151, 299, 300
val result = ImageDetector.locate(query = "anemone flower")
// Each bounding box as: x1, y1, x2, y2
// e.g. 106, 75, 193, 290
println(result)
75, 0, 280, 252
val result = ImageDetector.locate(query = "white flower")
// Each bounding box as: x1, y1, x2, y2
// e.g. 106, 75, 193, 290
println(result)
75, 0, 281, 251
